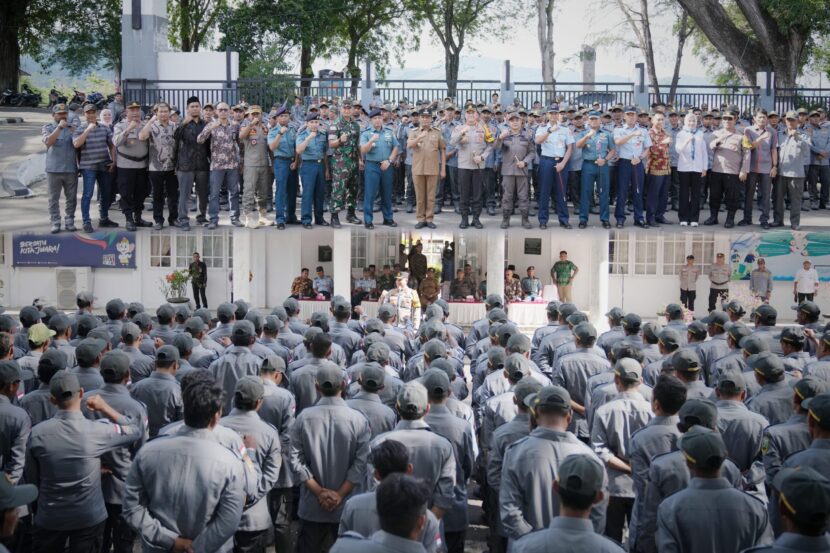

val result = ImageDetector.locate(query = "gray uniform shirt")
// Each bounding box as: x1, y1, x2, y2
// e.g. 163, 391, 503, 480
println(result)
71, 366, 104, 392
761, 414, 810, 484
0, 395, 31, 484
289, 358, 344, 414
556, 351, 612, 438
130, 372, 183, 437
330, 530, 427, 553
121, 345, 155, 383
338, 491, 443, 553
221, 409, 282, 532
697, 334, 731, 384
82, 384, 148, 504
330, 322, 362, 364
346, 391, 397, 439
369, 419, 456, 511
716, 399, 769, 471
289, 396, 371, 523
19, 385, 57, 427
259, 380, 296, 488
591, 391, 654, 497
209, 346, 263, 414
500, 426, 606, 539
656, 477, 769, 553
747, 380, 792, 426
26, 410, 141, 530
511, 516, 625, 553
122, 426, 246, 552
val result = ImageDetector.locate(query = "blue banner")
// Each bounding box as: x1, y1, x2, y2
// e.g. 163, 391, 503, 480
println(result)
13, 232, 137, 269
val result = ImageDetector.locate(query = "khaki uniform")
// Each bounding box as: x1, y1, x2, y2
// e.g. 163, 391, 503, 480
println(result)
498, 132, 536, 216
379, 286, 422, 330
708, 262, 731, 311
409, 127, 446, 222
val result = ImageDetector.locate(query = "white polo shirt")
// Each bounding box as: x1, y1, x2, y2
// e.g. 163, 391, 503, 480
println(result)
795, 267, 819, 293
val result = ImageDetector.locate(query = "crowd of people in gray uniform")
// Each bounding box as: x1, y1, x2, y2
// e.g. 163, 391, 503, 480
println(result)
0, 289, 829, 553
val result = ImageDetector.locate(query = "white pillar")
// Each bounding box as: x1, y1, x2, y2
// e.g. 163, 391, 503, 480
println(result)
332, 229, 352, 300
231, 230, 267, 307
593, 231, 610, 327
487, 231, 506, 300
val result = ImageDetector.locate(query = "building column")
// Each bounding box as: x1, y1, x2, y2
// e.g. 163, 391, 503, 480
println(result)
486, 231, 506, 300
232, 230, 266, 307
592, 231, 611, 327
332, 229, 352, 300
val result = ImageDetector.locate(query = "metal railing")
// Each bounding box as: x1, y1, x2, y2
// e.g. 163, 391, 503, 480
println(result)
775, 88, 830, 113
373, 79, 501, 105
649, 85, 759, 115
514, 82, 634, 110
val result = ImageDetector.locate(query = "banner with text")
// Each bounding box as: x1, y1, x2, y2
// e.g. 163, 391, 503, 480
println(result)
13, 232, 137, 269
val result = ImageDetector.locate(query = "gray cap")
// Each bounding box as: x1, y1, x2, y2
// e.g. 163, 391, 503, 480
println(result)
132, 313, 152, 331
772, 466, 830, 525
367, 341, 391, 363
316, 364, 344, 391
0, 360, 21, 385
378, 304, 396, 320
217, 302, 236, 322
802, 393, 830, 430
793, 376, 827, 402
779, 327, 806, 346
727, 323, 752, 344
172, 333, 194, 356
76, 338, 107, 366
48, 314, 71, 335
506, 333, 531, 354
526, 385, 571, 411
364, 318, 384, 335
421, 368, 450, 398
513, 379, 543, 405
156, 345, 180, 363
49, 369, 81, 400
622, 313, 642, 330
156, 304, 175, 321
716, 369, 746, 393
573, 322, 597, 343
678, 398, 718, 430
748, 351, 785, 380
262, 316, 283, 334
100, 351, 131, 381
614, 358, 642, 382
120, 322, 141, 341
663, 303, 684, 318
76, 291, 95, 305
38, 349, 67, 372
643, 322, 663, 342
19, 305, 44, 327
724, 300, 746, 316
232, 320, 256, 341
558, 303, 578, 319
485, 294, 504, 308
488, 308, 508, 324
679, 426, 727, 470
184, 317, 206, 335
359, 363, 387, 392
496, 323, 519, 347
687, 321, 707, 340
740, 334, 770, 355
261, 353, 286, 373
566, 312, 588, 327
397, 381, 429, 417
283, 297, 300, 315
488, 346, 507, 368
105, 298, 126, 318
558, 454, 605, 496
193, 308, 213, 325
605, 307, 625, 321
332, 298, 351, 316
673, 348, 701, 372
87, 326, 113, 343
701, 311, 729, 328
505, 353, 531, 381
235, 375, 265, 404
754, 304, 777, 325
658, 328, 681, 349
429, 358, 455, 381
423, 339, 447, 360
127, 301, 145, 317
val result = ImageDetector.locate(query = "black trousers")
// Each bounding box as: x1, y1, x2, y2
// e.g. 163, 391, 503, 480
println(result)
569, 169, 582, 211
118, 167, 149, 219
268, 487, 294, 553
234, 529, 268, 553
104, 503, 136, 553
296, 520, 338, 553
445, 529, 466, 553
484, 167, 498, 208
33, 520, 106, 553
798, 292, 815, 303
604, 496, 634, 543
681, 289, 696, 312
192, 282, 208, 308
709, 171, 740, 216
708, 288, 729, 312
678, 171, 702, 223
149, 170, 179, 224
458, 168, 484, 217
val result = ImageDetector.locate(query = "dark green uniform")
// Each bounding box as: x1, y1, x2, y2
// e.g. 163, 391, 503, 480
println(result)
329, 116, 361, 212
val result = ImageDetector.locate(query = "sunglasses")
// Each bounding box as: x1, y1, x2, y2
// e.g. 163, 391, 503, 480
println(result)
217, 108, 229, 112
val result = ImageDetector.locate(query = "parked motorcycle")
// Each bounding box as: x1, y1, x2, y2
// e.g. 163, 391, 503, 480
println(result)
48, 89, 68, 108
70, 89, 86, 105
15, 84, 42, 107
0, 89, 19, 106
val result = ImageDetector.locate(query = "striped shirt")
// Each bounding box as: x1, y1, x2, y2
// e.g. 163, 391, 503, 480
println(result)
74, 123, 113, 169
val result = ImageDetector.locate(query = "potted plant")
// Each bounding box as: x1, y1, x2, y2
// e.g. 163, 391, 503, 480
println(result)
159, 269, 191, 304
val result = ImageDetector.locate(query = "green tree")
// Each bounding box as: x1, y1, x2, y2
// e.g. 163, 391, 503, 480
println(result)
677, 0, 830, 88
168, 0, 227, 51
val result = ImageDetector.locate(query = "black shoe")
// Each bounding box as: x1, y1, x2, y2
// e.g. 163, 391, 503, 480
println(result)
655, 217, 671, 225
277, 223, 285, 230
770, 221, 784, 228
99, 218, 119, 228
433, 205, 441, 214
316, 219, 330, 227
737, 219, 751, 226
616, 222, 624, 229
724, 220, 734, 229
472, 218, 483, 229
634, 220, 649, 229
346, 211, 361, 225
602, 221, 611, 229
135, 218, 153, 228
196, 215, 208, 224
487, 206, 496, 216
578, 221, 587, 229
415, 221, 427, 229
540, 223, 547, 230
459, 217, 469, 229
330, 214, 342, 229
83, 222, 94, 233
303, 223, 312, 229
427, 222, 437, 229
153, 222, 163, 230
791, 224, 801, 230
382, 220, 398, 227
560, 222, 572, 229
365, 222, 374, 230
648, 219, 660, 227
180, 223, 191, 232
126, 219, 137, 232
761, 222, 770, 229
406, 205, 414, 214
703, 217, 718, 226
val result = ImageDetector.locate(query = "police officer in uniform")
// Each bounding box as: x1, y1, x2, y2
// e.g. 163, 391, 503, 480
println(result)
451, 105, 493, 229
360, 109, 400, 229
409, 110, 446, 229
534, 106, 574, 229
269, 106, 299, 229
379, 273, 422, 332
328, 99, 362, 227
239, 105, 273, 229
497, 111, 535, 229
708, 253, 731, 312
113, 101, 151, 231
42, 103, 79, 233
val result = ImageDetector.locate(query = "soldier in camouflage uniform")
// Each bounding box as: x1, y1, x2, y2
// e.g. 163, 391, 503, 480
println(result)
327, 99, 362, 227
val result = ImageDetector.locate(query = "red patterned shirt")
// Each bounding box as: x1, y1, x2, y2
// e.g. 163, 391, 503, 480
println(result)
647, 127, 671, 176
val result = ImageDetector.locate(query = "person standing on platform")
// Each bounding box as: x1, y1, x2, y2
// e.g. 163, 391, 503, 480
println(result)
328, 99, 362, 228
750, 258, 773, 303
794, 260, 819, 303
644, 111, 671, 228
113, 101, 151, 231
679, 255, 701, 313
534, 106, 574, 229
139, 102, 179, 231
409, 110, 446, 229
613, 106, 652, 229
173, 96, 210, 231
268, 107, 299, 230
189, 252, 208, 309
498, 111, 536, 229
706, 109, 749, 228
42, 103, 79, 234
360, 109, 400, 230
239, 105, 274, 229
675, 113, 709, 227
451, 105, 493, 229
708, 253, 730, 312
551, 251, 578, 303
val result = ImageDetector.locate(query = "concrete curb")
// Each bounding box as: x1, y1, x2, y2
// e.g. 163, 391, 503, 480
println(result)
0, 117, 24, 124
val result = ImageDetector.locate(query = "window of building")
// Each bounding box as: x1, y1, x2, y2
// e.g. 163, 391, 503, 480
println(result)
351, 230, 368, 271
609, 232, 629, 275
662, 234, 687, 276
201, 230, 227, 268
150, 233, 172, 267
375, 233, 400, 269
634, 234, 659, 275
175, 235, 198, 268
690, 233, 716, 274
